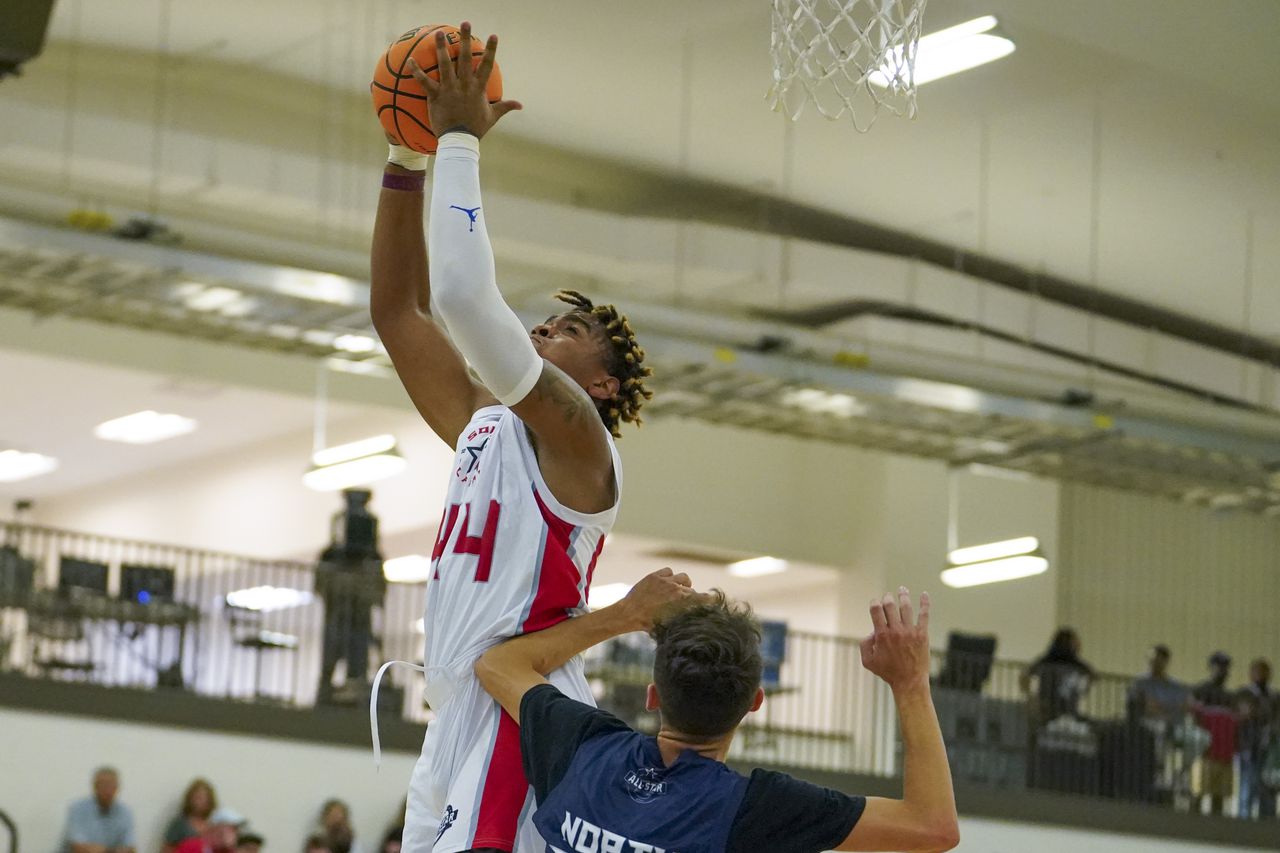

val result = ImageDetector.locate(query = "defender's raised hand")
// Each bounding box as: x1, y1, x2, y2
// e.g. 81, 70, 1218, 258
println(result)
860, 587, 932, 692
406, 21, 522, 139
616, 567, 698, 634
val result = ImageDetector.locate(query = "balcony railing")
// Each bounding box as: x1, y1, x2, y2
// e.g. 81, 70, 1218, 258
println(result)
0, 520, 429, 721
1, 520, 1272, 821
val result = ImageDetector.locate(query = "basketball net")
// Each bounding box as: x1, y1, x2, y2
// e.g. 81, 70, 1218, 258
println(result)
769, 0, 928, 132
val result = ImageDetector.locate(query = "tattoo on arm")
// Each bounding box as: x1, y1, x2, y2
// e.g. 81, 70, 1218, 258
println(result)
529, 367, 596, 427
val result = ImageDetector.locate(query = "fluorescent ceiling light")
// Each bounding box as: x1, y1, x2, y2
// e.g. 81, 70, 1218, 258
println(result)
780, 388, 866, 418
588, 582, 632, 609
948, 536, 1039, 566
254, 630, 299, 648
872, 15, 1015, 88
305, 434, 405, 491
326, 357, 395, 379
186, 286, 242, 311
270, 270, 362, 307
311, 434, 397, 467
302, 453, 407, 491
941, 554, 1048, 588
966, 463, 1034, 482
94, 410, 197, 444
175, 282, 257, 317
225, 585, 314, 612
894, 379, 984, 413
728, 557, 789, 578
383, 555, 433, 584
956, 438, 1013, 456
0, 449, 58, 482
302, 329, 336, 347
333, 334, 380, 354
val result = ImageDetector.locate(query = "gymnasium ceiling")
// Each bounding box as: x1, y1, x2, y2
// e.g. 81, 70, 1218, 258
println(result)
25, 0, 1280, 331
2, 0, 1279, 511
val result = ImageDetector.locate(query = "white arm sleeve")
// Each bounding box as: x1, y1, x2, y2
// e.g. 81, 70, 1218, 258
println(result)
428, 132, 543, 406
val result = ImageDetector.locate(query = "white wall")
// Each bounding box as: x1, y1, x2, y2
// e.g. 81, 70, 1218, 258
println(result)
614, 418, 885, 570
0, 708, 417, 853
1058, 483, 1280, 681
36, 410, 456, 561
954, 816, 1271, 853
867, 457, 1061, 663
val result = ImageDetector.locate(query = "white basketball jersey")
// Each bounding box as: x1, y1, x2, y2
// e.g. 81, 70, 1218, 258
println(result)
422, 406, 621, 674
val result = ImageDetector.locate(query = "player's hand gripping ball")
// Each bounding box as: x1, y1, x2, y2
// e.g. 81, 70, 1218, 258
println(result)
371, 24, 504, 154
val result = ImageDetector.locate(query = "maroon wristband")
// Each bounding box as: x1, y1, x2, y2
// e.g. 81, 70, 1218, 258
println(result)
382, 171, 426, 192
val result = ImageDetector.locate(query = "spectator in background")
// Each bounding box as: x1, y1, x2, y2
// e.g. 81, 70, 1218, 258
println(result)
1237, 658, 1276, 819
60, 766, 136, 853
377, 798, 404, 853
174, 809, 245, 853
1022, 628, 1094, 722
1191, 651, 1237, 816
316, 489, 384, 705
377, 827, 400, 853
1193, 651, 1234, 707
1126, 645, 1191, 805
302, 835, 329, 853
1127, 645, 1190, 729
163, 778, 218, 851
316, 800, 360, 853
236, 829, 264, 853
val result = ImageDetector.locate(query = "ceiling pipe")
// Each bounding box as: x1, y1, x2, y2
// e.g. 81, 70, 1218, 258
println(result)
609, 175, 1280, 370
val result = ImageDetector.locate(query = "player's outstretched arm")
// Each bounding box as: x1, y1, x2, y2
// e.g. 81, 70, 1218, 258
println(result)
475, 568, 695, 723
370, 158, 494, 446
413, 24, 616, 512
837, 589, 958, 853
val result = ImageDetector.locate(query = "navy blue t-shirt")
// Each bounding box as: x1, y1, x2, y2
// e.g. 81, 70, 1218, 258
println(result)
520, 684, 865, 853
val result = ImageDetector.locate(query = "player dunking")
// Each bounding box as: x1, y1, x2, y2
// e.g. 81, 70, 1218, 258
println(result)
369, 22, 651, 853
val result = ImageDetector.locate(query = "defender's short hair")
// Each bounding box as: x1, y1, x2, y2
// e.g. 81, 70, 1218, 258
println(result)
652, 590, 762, 738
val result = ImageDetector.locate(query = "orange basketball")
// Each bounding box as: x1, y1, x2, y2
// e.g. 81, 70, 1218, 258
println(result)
372, 24, 503, 155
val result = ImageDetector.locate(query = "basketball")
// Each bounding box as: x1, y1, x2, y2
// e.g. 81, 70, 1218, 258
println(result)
371, 24, 504, 155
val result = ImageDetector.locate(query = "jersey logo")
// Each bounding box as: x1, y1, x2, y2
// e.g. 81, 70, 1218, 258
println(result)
449, 204, 482, 232
455, 425, 495, 485
464, 437, 489, 474
436, 804, 458, 842
623, 767, 669, 803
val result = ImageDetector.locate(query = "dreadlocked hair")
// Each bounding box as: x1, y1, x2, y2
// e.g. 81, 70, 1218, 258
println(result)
554, 289, 653, 438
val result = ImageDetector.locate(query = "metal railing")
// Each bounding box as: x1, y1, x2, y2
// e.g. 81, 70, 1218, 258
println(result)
583, 635, 1275, 820
1, 521, 1274, 822
0, 521, 430, 722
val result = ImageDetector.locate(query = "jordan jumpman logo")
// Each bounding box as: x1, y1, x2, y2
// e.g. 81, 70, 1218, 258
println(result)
450, 205, 481, 232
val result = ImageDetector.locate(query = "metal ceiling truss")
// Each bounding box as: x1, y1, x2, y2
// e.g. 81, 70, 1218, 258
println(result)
2, 217, 1278, 515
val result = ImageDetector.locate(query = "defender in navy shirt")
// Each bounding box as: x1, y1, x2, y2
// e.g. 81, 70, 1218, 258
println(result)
520, 685, 862, 853
475, 570, 959, 853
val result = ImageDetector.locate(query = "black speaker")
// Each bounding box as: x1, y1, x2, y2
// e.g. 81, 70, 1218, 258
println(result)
120, 564, 176, 603
0, 545, 36, 601
936, 631, 997, 692
0, 0, 58, 79
58, 556, 108, 596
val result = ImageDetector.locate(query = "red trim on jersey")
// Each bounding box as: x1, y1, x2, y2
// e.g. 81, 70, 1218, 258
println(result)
535, 488, 577, 549
522, 490, 583, 633
470, 710, 527, 849
585, 535, 606, 592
